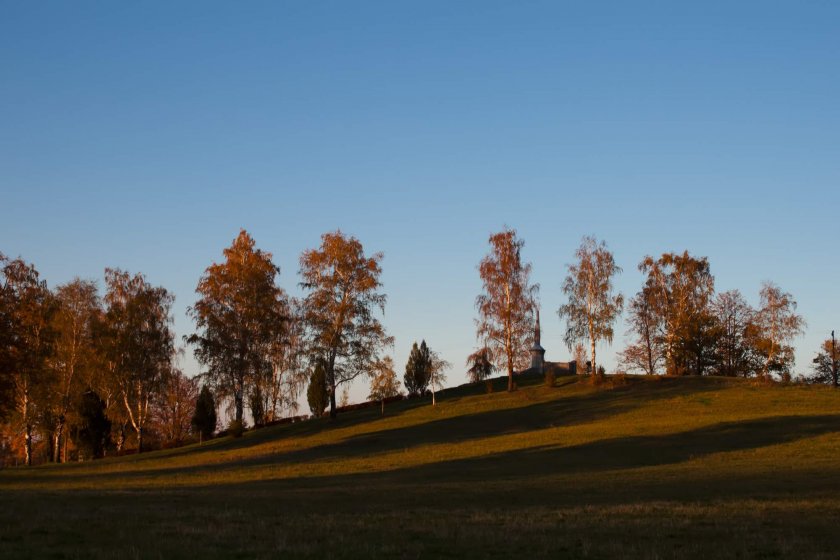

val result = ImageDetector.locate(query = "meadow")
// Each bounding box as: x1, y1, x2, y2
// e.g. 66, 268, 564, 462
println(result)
2, 374, 839, 559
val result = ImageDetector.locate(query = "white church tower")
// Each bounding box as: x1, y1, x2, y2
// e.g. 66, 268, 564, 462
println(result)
530, 309, 546, 372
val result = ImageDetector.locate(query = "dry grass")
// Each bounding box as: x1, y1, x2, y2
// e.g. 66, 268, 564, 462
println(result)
2, 374, 839, 558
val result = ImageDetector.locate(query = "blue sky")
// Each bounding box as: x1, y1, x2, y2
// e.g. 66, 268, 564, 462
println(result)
2, 1, 838, 402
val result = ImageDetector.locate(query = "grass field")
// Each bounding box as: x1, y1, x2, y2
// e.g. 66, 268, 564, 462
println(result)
2, 374, 839, 559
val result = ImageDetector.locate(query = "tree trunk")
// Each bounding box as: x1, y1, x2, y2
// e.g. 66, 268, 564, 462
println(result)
137, 426, 143, 454
507, 360, 514, 392
24, 424, 33, 466
53, 418, 65, 463
116, 423, 126, 453
234, 389, 244, 424
590, 338, 598, 384
380, 399, 384, 415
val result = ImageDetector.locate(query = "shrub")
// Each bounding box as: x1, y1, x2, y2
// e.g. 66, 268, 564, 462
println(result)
228, 419, 245, 438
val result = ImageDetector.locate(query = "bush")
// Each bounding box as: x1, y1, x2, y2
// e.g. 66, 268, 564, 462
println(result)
307, 360, 329, 418
228, 419, 245, 438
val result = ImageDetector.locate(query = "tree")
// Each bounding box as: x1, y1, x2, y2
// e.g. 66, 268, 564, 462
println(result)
573, 342, 589, 374
306, 359, 329, 418
0, 255, 57, 465
368, 356, 401, 414
156, 367, 198, 445
710, 290, 757, 377
475, 228, 539, 392
74, 389, 111, 460
259, 297, 307, 423
755, 282, 805, 382
639, 251, 715, 376
618, 289, 662, 375
428, 347, 450, 406
466, 347, 496, 383
558, 236, 623, 382
404, 341, 431, 397
191, 385, 217, 442
188, 230, 288, 425
299, 231, 392, 418
47, 278, 100, 462
101, 269, 175, 453
811, 332, 838, 386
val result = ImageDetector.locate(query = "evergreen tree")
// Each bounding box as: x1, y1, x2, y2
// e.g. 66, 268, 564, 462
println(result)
404, 341, 431, 397
75, 390, 111, 460
191, 385, 217, 442
306, 360, 329, 418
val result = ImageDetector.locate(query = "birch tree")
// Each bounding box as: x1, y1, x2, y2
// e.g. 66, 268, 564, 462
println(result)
102, 269, 175, 453
558, 236, 623, 382
639, 251, 715, 376
0, 255, 56, 465
299, 231, 392, 418
188, 230, 288, 425
710, 290, 757, 377
618, 289, 662, 375
48, 279, 100, 462
475, 228, 538, 392
368, 356, 401, 414
755, 282, 805, 382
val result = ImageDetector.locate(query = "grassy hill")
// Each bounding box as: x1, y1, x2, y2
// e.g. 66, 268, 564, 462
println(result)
2, 374, 840, 559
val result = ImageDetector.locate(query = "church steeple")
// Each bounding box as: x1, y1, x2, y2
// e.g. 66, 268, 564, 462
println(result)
530, 307, 545, 371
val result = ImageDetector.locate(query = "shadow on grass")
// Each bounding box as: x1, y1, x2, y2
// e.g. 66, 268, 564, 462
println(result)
10, 377, 748, 486
219, 412, 840, 510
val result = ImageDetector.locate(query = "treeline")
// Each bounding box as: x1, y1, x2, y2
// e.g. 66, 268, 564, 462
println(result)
0, 229, 398, 466
468, 230, 836, 388
2, 228, 836, 466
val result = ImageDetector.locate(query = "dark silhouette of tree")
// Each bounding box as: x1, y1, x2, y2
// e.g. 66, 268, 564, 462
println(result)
74, 389, 111, 459
466, 347, 496, 383
404, 341, 431, 397
306, 359, 329, 418
191, 385, 217, 443
811, 332, 838, 386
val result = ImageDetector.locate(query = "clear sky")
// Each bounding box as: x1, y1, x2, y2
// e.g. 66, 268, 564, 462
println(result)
2, 1, 838, 403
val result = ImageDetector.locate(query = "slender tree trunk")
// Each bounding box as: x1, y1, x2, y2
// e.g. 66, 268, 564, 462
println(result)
137, 426, 143, 454
590, 338, 598, 384
507, 360, 514, 392
116, 423, 126, 453
53, 419, 65, 463
380, 399, 384, 415
329, 382, 337, 418
24, 424, 33, 467
328, 350, 338, 419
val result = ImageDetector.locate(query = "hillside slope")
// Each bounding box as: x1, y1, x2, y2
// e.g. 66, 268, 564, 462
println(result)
2, 374, 840, 558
